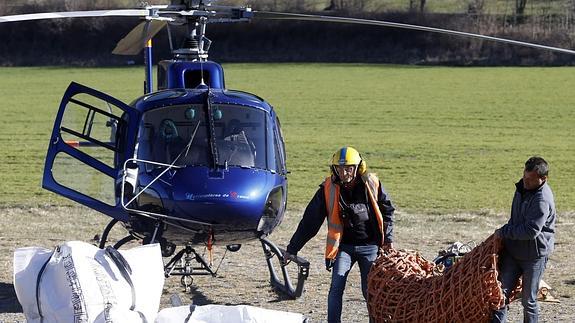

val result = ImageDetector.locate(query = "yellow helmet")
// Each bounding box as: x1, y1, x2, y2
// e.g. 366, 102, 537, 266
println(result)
332, 147, 361, 166
331, 147, 367, 175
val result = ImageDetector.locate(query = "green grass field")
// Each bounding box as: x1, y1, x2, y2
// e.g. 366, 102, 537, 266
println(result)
0, 64, 573, 214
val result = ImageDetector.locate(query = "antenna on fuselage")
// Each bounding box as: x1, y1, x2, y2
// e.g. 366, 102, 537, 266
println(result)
197, 16, 209, 88
199, 60, 207, 88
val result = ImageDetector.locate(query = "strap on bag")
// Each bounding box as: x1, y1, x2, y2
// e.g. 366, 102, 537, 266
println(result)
35, 249, 56, 322
104, 246, 148, 323
104, 246, 136, 310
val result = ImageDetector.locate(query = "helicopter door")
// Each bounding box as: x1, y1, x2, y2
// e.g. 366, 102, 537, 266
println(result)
43, 82, 140, 222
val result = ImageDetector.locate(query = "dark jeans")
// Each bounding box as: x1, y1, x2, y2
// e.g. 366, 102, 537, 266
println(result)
327, 243, 378, 323
492, 251, 548, 323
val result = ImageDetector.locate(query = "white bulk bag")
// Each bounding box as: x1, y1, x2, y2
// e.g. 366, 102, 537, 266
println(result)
13, 241, 164, 323
155, 304, 306, 323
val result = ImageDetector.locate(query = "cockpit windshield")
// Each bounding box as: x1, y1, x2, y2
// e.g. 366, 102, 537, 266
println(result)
136, 104, 267, 170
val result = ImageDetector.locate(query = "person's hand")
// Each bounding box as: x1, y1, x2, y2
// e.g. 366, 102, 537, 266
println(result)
382, 242, 394, 250
325, 259, 334, 272
378, 243, 394, 256
282, 250, 297, 265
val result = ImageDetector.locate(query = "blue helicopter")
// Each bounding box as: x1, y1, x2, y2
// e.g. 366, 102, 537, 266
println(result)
2, 0, 574, 300
2, 1, 310, 298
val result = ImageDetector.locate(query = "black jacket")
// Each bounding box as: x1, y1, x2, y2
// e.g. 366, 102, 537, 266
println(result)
286, 176, 395, 255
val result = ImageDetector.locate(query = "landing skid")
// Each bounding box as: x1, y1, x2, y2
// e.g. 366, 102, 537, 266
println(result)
260, 236, 309, 299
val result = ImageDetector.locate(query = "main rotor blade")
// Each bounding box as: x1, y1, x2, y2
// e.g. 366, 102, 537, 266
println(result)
254, 11, 575, 56
0, 9, 148, 23
113, 20, 167, 55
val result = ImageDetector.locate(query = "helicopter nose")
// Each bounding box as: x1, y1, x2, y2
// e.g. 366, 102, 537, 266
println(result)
168, 166, 276, 228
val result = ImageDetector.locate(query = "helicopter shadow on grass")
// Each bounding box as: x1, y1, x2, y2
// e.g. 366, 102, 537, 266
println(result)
267, 288, 298, 303
0, 282, 22, 313
181, 282, 292, 306
183, 285, 216, 306
267, 295, 295, 303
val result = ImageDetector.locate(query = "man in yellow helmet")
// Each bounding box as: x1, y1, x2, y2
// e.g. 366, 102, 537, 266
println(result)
285, 146, 395, 323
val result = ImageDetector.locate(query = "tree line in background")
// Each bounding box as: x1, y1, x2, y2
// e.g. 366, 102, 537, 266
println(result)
3, 0, 575, 16
1, 0, 574, 66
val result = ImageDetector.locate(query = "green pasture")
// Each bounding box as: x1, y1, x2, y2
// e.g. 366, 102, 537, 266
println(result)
0, 64, 573, 214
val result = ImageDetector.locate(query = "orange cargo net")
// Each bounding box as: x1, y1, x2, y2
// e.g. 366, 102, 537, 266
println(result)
367, 234, 517, 322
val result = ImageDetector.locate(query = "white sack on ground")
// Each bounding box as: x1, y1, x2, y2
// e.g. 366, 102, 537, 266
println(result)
155, 304, 306, 323
14, 241, 164, 323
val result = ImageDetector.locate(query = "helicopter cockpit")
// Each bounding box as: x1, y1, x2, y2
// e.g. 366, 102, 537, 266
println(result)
136, 103, 267, 171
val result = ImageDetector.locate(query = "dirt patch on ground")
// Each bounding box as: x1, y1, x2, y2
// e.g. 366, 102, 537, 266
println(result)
1, 206, 573, 322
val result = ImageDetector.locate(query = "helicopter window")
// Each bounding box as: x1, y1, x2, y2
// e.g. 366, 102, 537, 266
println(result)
266, 116, 278, 173
58, 93, 126, 168
142, 89, 187, 103
275, 116, 287, 173
218, 127, 255, 167
137, 105, 208, 169
136, 104, 267, 170
213, 104, 266, 169
52, 152, 115, 205
272, 119, 286, 174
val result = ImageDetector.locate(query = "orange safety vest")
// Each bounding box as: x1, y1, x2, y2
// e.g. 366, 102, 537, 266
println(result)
323, 173, 386, 260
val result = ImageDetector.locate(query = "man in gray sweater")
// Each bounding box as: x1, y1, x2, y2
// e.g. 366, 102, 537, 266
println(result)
492, 156, 556, 323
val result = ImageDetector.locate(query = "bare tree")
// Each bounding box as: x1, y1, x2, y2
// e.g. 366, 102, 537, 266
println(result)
468, 0, 485, 15
325, 0, 343, 11
408, 0, 426, 13
516, 0, 527, 15
419, 0, 426, 13
512, 0, 528, 24
324, 0, 370, 12
409, 0, 416, 12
